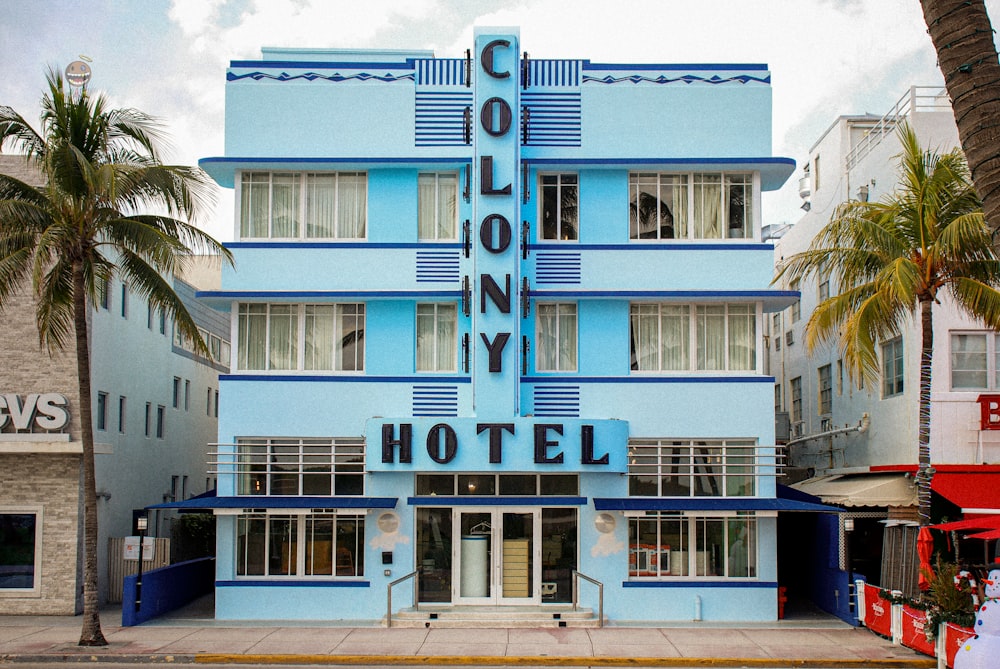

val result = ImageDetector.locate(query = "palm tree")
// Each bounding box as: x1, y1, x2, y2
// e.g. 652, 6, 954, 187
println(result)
775, 122, 1000, 528
919, 0, 1000, 245
0, 69, 232, 645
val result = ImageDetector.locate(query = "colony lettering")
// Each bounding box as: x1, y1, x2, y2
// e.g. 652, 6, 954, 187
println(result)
0, 393, 70, 431
477, 37, 515, 374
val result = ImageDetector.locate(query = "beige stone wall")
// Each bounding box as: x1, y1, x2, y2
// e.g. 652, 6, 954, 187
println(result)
0, 454, 82, 614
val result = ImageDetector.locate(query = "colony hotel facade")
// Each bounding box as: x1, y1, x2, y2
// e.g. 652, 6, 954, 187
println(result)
194, 27, 805, 623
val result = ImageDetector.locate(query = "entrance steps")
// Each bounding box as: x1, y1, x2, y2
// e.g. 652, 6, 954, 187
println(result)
388, 604, 602, 628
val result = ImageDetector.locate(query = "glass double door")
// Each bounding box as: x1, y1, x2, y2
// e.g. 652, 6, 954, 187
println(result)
416, 506, 578, 605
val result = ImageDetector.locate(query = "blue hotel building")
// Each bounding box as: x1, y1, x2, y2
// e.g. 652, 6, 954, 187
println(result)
192, 27, 808, 624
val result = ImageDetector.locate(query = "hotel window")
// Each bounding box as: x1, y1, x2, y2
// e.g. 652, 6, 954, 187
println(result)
628, 513, 756, 579
630, 303, 756, 372
536, 303, 577, 372
882, 337, 904, 398
790, 376, 802, 424
236, 513, 364, 578
418, 173, 458, 240
949, 332, 1000, 390
628, 439, 757, 497
789, 280, 801, 322
147, 302, 154, 329
0, 511, 41, 591
818, 364, 832, 415
235, 438, 364, 496
184, 380, 190, 411
540, 174, 578, 240
237, 303, 365, 372
97, 277, 110, 310
774, 384, 782, 413
96, 392, 108, 431
158, 309, 166, 335
156, 405, 165, 439
120, 283, 128, 318
629, 172, 753, 240
172, 377, 181, 409
416, 303, 458, 372
818, 276, 830, 303
240, 171, 367, 239
144, 402, 152, 437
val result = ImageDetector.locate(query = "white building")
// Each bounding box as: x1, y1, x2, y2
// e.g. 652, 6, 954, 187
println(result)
768, 87, 1000, 596
0, 155, 228, 612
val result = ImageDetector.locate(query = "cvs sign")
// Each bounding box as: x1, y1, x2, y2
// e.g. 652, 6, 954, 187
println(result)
0, 393, 70, 431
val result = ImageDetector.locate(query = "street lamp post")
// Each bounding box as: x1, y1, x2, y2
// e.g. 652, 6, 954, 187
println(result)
135, 515, 148, 614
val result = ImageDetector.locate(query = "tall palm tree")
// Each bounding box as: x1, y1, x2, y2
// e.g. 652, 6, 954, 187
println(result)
919, 0, 1000, 245
775, 123, 1000, 528
0, 69, 232, 645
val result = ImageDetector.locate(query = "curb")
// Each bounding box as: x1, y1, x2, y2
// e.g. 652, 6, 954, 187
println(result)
193, 654, 939, 667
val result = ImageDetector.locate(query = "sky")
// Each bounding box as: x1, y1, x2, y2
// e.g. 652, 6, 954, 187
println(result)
3, 0, 1000, 243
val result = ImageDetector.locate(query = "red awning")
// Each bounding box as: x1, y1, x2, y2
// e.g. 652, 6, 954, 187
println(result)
966, 528, 1000, 540
932, 473, 1000, 512
930, 516, 1000, 532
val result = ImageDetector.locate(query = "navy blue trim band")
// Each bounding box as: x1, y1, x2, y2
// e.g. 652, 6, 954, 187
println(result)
522, 376, 774, 384
221, 374, 470, 383
196, 290, 462, 299
528, 243, 774, 251
217, 580, 370, 588
622, 580, 778, 589
224, 242, 463, 250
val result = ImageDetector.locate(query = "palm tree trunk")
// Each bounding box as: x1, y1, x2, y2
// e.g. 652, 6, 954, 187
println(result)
920, 0, 1000, 245
73, 264, 106, 647
916, 298, 934, 528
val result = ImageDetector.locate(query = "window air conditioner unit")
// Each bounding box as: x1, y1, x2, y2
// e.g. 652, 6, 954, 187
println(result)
785, 330, 794, 346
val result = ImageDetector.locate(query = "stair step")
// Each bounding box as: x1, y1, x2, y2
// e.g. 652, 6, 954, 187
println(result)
387, 606, 602, 628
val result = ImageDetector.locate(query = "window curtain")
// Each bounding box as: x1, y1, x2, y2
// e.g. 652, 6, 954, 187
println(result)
537, 304, 558, 370
268, 304, 298, 370
727, 517, 756, 577
557, 304, 577, 370
630, 304, 660, 370
238, 304, 267, 370
418, 174, 438, 240
436, 304, 457, 371
306, 174, 337, 238
304, 305, 335, 370
660, 305, 690, 370
693, 173, 722, 239
951, 333, 987, 388
337, 173, 366, 238
696, 305, 726, 370
241, 173, 270, 238
270, 173, 300, 238
725, 174, 752, 239
437, 174, 458, 240
727, 305, 755, 371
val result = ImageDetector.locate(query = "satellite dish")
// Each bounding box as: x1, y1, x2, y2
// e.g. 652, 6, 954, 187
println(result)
65, 61, 92, 88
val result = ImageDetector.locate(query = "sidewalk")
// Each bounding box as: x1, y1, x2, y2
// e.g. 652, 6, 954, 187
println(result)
0, 601, 936, 667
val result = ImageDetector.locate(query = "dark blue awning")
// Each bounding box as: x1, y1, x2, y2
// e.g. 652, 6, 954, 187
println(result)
593, 488, 841, 513
147, 493, 397, 511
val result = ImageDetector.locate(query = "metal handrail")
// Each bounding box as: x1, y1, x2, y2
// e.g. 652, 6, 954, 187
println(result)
386, 569, 418, 628
572, 570, 604, 627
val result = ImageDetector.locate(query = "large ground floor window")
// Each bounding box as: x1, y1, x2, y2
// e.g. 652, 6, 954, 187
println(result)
628, 512, 756, 579
0, 510, 40, 592
236, 512, 364, 578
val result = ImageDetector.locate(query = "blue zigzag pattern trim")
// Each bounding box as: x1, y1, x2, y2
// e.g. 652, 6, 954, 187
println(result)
228, 71, 415, 83
582, 73, 770, 85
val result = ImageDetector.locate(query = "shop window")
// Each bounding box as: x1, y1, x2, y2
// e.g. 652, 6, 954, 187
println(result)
540, 173, 578, 241
236, 513, 364, 578
628, 512, 756, 579
416, 303, 458, 372
536, 303, 577, 372
240, 171, 367, 240
630, 303, 756, 372
628, 439, 757, 497
0, 511, 41, 591
629, 172, 753, 240
234, 438, 364, 496
237, 303, 364, 372
418, 173, 458, 240
415, 473, 579, 496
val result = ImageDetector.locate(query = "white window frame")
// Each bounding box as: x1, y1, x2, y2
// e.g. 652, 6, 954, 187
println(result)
0, 507, 43, 596
535, 302, 578, 372
539, 173, 579, 241
235, 512, 365, 579
234, 438, 365, 497
818, 364, 832, 415
628, 172, 758, 241
627, 439, 760, 498
882, 337, 904, 398
238, 171, 368, 241
418, 172, 459, 241
237, 303, 365, 373
629, 302, 759, 373
416, 303, 458, 373
950, 331, 1000, 390
627, 511, 758, 580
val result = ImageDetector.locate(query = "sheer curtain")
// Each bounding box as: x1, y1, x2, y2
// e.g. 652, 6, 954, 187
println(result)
693, 173, 722, 239
437, 174, 458, 239
416, 304, 437, 371
557, 304, 577, 370
337, 304, 364, 371
630, 304, 660, 370
727, 305, 756, 371
304, 305, 335, 370
436, 304, 457, 371
338, 173, 367, 238
536, 304, 557, 370
238, 304, 267, 370
306, 174, 337, 238
696, 305, 726, 370
241, 173, 270, 238
418, 174, 438, 240
270, 173, 300, 238
660, 305, 690, 370
268, 304, 298, 370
